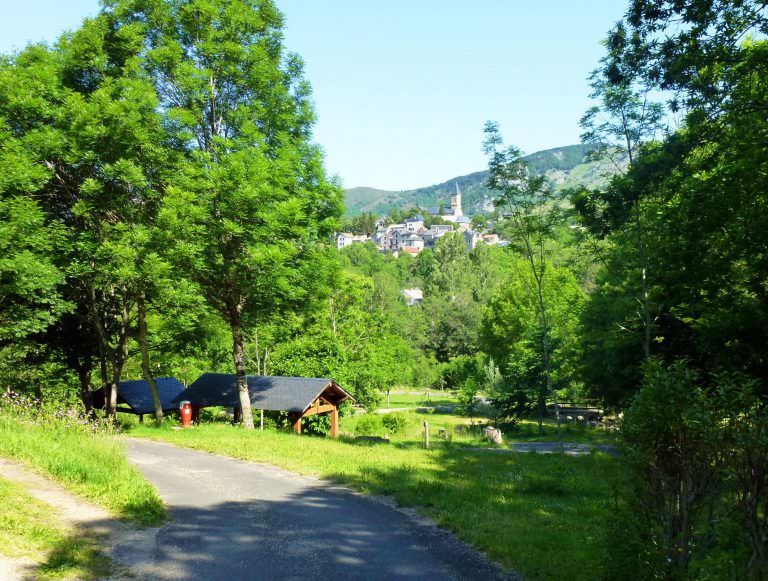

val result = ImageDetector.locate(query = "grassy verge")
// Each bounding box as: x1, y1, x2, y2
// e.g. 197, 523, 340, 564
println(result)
380, 393, 460, 408
0, 477, 113, 579
0, 415, 165, 526
128, 423, 620, 580
341, 409, 617, 447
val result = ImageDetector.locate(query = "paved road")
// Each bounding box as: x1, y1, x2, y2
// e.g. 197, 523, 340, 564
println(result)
461, 442, 618, 456
124, 439, 511, 581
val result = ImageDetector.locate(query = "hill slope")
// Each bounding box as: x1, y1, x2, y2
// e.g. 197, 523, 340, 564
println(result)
344, 144, 623, 216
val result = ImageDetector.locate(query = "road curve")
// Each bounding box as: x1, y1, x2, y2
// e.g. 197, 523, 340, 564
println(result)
123, 438, 512, 581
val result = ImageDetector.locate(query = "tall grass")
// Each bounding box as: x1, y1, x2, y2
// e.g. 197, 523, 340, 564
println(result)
0, 390, 165, 526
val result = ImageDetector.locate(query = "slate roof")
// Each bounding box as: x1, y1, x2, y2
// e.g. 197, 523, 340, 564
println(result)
172, 373, 355, 413
91, 377, 186, 415
405, 214, 425, 222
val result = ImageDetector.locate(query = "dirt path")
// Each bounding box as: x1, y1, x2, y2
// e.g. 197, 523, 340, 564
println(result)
0, 457, 159, 580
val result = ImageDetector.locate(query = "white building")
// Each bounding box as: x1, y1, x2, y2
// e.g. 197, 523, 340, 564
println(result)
337, 232, 370, 250
402, 288, 423, 306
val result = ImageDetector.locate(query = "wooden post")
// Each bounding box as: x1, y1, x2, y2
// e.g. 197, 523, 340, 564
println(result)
139, 414, 144, 424
424, 420, 429, 449
330, 405, 339, 438
260, 409, 264, 431
292, 413, 302, 435
233, 406, 241, 425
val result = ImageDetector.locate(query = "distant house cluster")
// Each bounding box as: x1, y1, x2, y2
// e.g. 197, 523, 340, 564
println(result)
336, 185, 507, 255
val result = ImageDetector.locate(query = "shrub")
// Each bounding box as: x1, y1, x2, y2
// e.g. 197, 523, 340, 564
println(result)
381, 412, 408, 434
303, 413, 330, 436
338, 400, 354, 417
354, 413, 383, 436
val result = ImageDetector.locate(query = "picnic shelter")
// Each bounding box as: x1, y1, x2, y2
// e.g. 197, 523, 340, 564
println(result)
172, 373, 356, 437
91, 377, 186, 420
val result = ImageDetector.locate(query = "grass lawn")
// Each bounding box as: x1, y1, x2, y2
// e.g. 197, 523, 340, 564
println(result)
342, 408, 618, 447
0, 415, 165, 526
0, 477, 113, 579
128, 422, 622, 580
380, 392, 460, 409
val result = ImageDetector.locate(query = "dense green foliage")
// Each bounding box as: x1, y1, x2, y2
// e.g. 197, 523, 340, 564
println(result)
572, 2, 768, 577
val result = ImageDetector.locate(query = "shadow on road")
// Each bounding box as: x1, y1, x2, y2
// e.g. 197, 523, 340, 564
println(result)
84, 484, 512, 580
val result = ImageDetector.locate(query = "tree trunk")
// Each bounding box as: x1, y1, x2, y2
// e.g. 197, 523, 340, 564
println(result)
137, 290, 164, 426
88, 283, 116, 417
634, 200, 652, 360
230, 302, 254, 429
77, 362, 93, 414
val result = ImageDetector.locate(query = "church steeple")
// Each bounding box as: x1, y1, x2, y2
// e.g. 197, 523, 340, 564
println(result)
450, 182, 463, 217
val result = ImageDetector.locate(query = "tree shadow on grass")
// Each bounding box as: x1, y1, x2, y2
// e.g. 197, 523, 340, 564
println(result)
322, 446, 621, 580
26, 530, 113, 581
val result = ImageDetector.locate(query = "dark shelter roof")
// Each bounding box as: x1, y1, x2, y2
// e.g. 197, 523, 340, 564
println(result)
173, 373, 355, 413
91, 377, 186, 415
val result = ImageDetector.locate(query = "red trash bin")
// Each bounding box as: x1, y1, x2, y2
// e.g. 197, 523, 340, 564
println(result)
180, 400, 192, 428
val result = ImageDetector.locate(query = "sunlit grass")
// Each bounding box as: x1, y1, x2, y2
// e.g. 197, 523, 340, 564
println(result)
0, 477, 113, 579
0, 416, 165, 526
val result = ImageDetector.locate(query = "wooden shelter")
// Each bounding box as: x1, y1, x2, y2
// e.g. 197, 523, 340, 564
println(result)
172, 373, 356, 437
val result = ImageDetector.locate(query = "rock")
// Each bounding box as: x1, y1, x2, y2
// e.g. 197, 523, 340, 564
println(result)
483, 426, 503, 445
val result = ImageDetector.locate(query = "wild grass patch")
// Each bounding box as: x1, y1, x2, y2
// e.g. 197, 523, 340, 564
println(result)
0, 477, 113, 579
0, 390, 165, 526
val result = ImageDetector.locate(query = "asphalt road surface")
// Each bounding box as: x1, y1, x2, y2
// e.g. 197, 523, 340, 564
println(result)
124, 439, 511, 581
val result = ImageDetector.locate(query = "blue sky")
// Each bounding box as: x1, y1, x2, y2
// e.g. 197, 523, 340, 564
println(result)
0, 0, 628, 190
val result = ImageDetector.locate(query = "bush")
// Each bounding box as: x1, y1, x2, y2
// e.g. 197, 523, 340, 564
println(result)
613, 360, 724, 579
354, 413, 383, 436
381, 412, 407, 434
303, 413, 330, 436
338, 400, 354, 417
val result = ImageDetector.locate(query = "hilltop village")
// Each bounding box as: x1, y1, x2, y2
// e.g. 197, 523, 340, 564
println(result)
337, 185, 505, 255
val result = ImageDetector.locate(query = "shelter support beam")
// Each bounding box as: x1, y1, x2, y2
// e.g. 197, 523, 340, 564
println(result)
330, 406, 339, 438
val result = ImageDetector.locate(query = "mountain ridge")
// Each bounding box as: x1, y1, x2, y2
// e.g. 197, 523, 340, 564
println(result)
344, 144, 623, 216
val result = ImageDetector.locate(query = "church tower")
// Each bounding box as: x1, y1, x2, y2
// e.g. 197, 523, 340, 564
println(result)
450, 182, 463, 217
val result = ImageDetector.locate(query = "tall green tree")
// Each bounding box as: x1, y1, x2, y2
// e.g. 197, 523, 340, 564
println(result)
483, 122, 561, 432
577, 30, 665, 360
108, 0, 342, 428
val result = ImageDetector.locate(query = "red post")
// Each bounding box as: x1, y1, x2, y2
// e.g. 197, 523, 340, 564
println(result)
180, 400, 192, 428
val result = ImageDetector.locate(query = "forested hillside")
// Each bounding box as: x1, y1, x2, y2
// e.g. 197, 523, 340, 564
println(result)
344, 144, 624, 216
